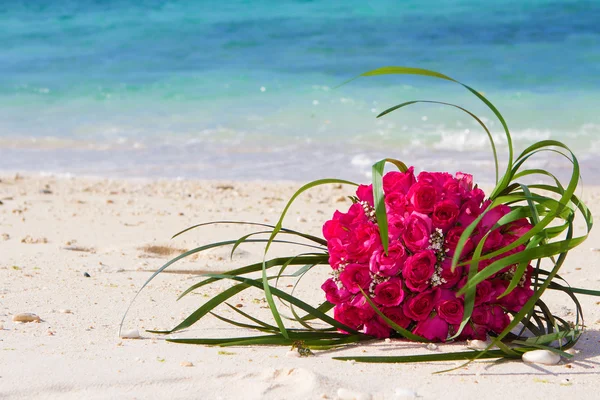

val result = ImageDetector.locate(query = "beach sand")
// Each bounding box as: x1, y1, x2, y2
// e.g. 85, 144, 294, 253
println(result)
1, 173, 599, 399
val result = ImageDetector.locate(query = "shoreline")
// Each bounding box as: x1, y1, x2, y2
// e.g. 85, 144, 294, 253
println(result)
1, 173, 600, 399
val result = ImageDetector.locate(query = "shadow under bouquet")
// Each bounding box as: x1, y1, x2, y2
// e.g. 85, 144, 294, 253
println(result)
123, 67, 599, 365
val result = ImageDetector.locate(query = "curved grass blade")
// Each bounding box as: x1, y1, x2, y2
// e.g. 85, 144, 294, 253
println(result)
377, 100, 499, 183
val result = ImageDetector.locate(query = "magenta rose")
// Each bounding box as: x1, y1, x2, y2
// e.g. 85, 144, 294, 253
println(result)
436, 298, 464, 325
456, 321, 488, 340
488, 304, 510, 333
403, 250, 436, 292
479, 204, 511, 232
497, 285, 534, 312
407, 182, 437, 213
350, 294, 376, 320
373, 277, 405, 307
387, 214, 406, 240
438, 258, 463, 289
474, 279, 495, 305
356, 184, 374, 207
432, 200, 460, 231
382, 306, 411, 329
339, 263, 371, 294
403, 289, 440, 321
480, 229, 504, 252
402, 212, 433, 252
457, 199, 483, 227
454, 172, 474, 191
441, 179, 464, 207
417, 171, 453, 190
345, 223, 381, 263
321, 278, 352, 305
369, 242, 406, 277
471, 305, 491, 326
364, 316, 391, 338
413, 314, 449, 341
444, 226, 474, 260
385, 191, 408, 215
334, 303, 364, 331
383, 167, 416, 195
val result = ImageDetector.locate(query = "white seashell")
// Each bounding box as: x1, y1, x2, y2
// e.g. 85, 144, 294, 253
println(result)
426, 343, 438, 351
120, 329, 141, 339
286, 350, 301, 358
522, 350, 561, 365
467, 339, 490, 350
384, 338, 391, 343
395, 387, 418, 398
12, 313, 41, 323
336, 388, 371, 400
565, 348, 579, 355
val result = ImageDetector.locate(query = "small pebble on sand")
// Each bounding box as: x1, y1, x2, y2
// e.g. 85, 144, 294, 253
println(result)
180, 361, 194, 367
12, 313, 41, 323
395, 388, 418, 398
522, 349, 561, 365
59, 309, 72, 314
120, 329, 141, 339
426, 343, 438, 351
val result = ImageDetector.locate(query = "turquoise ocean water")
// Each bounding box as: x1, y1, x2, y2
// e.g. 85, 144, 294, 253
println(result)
0, 0, 599, 183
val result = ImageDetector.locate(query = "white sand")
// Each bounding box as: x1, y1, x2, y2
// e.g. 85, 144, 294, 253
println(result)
1, 173, 600, 399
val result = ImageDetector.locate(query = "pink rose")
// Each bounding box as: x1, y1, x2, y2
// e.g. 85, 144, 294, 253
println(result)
364, 316, 391, 338
467, 187, 486, 205
402, 212, 432, 252
436, 298, 464, 325
441, 179, 464, 207
382, 306, 411, 329
321, 278, 352, 305
455, 172, 474, 191
417, 171, 453, 190
457, 199, 483, 227
385, 191, 408, 215
413, 314, 449, 341
471, 305, 491, 326
407, 182, 437, 213
488, 304, 510, 333
369, 242, 406, 277
403, 289, 440, 321
479, 204, 511, 232
403, 250, 436, 292
502, 218, 533, 243
356, 184, 374, 207
474, 280, 495, 305
480, 229, 504, 252
334, 303, 364, 331
455, 321, 488, 340
383, 167, 416, 195
438, 258, 463, 288
444, 226, 474, 260
350, 294, 376, 320
373, 277, 405, 307
344, 223, 381, 263
432, 200, 460, 231
339, 263, 371, 294
496, 284, 534, 312
387, 214, 406, 240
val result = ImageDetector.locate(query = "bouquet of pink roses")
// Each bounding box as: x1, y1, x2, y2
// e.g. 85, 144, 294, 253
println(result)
123, 66, 599, 365
323, 168, 533, 341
